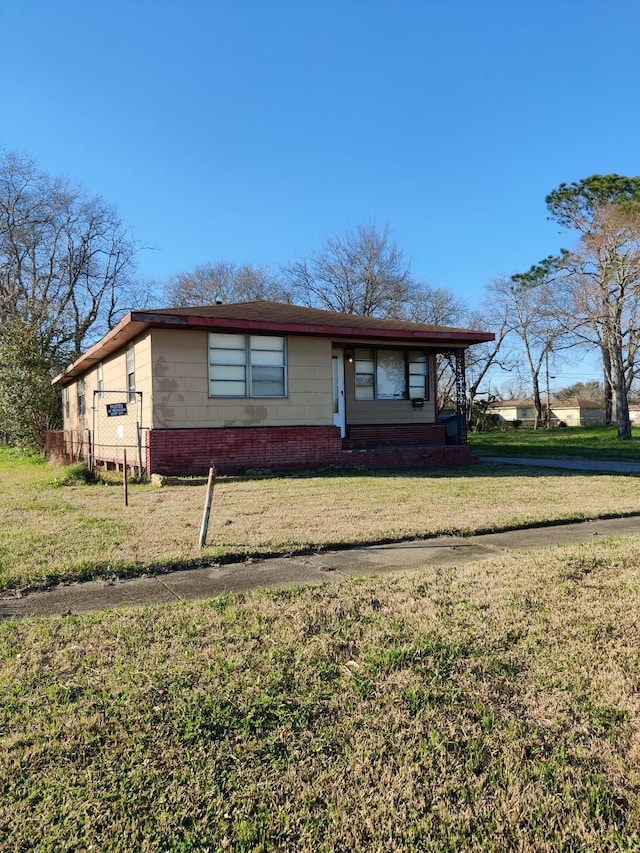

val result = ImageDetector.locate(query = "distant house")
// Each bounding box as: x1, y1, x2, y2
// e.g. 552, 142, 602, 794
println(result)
486, 399, 536, 424
488, 397, 605, 427
51, 300, 494, 476
550, 398, 606, 426
629, 406, 640, 424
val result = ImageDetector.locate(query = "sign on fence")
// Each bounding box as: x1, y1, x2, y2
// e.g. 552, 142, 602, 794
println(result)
106, 402, 128, 417
92, 390, 145, 476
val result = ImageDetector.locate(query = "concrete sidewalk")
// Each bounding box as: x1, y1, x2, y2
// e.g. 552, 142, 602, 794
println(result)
480, 456, 640, 474
4, 514, 640, 619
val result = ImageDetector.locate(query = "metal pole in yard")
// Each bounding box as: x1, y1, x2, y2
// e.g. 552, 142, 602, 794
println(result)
136, 422, 143, 479
91, 391, 97, 472
199, 466, 217, 548
123, 449, 129, 507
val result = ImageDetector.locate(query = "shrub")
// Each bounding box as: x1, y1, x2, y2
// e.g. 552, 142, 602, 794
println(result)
50, 462, 97, 487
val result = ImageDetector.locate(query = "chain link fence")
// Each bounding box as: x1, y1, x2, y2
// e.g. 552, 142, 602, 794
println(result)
91, 390, 146, 476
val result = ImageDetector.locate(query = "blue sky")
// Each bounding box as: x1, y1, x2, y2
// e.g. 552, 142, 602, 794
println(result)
2, 0, 640, 386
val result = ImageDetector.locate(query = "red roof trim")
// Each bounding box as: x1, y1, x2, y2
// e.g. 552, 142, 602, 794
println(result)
53, 304, 494, 386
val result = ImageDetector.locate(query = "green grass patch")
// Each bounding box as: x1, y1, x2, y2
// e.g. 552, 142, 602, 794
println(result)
468, 425, 640, 460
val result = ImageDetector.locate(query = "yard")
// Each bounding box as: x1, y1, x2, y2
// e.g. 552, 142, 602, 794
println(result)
2, 442, 640, 850
468, 424, 640, 460
2, 442, 640, 592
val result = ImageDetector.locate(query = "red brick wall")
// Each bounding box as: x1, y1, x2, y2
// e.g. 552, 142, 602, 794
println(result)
147, 426, 343, 475
146, 425, 478, 475
344, 423, 446, 448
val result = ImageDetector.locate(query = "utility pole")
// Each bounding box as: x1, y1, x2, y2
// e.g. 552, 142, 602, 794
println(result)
545, 346, 555, 429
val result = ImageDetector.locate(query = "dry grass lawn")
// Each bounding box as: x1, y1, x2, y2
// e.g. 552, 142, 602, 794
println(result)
2, 451, 640, 591
2, 534, 640, 850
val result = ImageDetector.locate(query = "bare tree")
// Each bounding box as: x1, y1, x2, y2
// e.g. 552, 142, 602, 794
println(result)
164, 261, 287, 307
486, 276, 567, 428
282, 224, 412, 318
402, 283, 467, 326
464, 293, 515, 416
0, 150, 142, 448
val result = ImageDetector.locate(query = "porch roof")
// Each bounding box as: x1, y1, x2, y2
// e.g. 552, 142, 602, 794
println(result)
53, 300, 494, 386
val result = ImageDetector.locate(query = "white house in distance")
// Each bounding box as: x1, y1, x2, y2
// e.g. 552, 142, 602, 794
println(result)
488, 397, 606, 427
51, 300, 494, 476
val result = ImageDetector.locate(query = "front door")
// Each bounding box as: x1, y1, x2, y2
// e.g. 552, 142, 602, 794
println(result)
332, 350, 346, 437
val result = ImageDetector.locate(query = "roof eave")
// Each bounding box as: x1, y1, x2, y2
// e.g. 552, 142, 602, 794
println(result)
52, 310, 495, 386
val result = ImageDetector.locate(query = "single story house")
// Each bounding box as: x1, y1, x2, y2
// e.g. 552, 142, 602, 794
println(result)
486, 399, 536, 424
488, 397, 605, 427
550, 398, 606, 426
51, 300, 494, 475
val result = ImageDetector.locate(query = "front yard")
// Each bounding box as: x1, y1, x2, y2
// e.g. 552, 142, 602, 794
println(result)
2, 448, 640, 592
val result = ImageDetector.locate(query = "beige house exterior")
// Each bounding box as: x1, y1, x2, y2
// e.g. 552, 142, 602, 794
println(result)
52, 301, 494, 475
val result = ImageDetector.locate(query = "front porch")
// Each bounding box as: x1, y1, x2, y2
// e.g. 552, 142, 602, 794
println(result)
341, 423, 447, 449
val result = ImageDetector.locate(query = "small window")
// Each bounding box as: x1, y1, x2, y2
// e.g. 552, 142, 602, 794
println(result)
126, 345, 135, 403
97, 362, 104, 398
355, 349, 375, 400
64, 387, 70, 420
77, 378, 86, 416
408, 351, 428, 400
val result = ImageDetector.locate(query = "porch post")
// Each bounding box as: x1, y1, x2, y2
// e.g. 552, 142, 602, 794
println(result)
454, 349, 468, 446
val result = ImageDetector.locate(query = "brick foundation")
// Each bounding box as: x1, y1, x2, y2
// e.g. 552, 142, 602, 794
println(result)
344, 423, 446, 448
147, 425, 479, 475
147, 426, 343, 475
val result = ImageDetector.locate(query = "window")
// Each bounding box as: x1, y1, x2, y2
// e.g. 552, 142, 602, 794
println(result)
408, 351, 428, 400
354, 348, 429, 401
209, 333, 286, 397
126, 345, 135, 402
77, 378, 86, 416
64, 387, 70, 420
97, 362, 104, 398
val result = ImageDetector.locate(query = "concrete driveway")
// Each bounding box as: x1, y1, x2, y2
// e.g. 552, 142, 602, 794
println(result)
480, 456, 640, 474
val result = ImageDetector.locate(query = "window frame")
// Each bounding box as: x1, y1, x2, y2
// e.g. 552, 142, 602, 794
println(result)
77, 377, 86, 416
208, 333, 287, 399
354, 348, 429, 402
126, 345, 135, 403
97, 362, 104, 398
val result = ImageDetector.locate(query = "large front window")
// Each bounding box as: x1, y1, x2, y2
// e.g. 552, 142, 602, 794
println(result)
355, 349, 428, 400
209, 333, 287, 397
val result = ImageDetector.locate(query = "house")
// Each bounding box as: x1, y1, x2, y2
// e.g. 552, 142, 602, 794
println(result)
50, 301, 494, 475
486, 399, 536, 424
488, 397, 605, 427
549, 398, 605, 427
